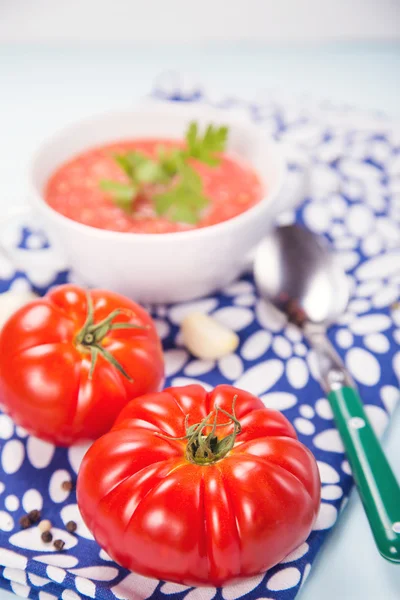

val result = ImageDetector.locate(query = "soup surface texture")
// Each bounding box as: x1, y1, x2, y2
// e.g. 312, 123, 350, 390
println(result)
45, 140, 263, 234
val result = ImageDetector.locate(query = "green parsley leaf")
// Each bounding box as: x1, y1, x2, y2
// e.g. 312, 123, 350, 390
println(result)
134, 156, 167, 185
185, 122, 228, 166
101, 122, 229, 221
157, 146, 185, 177
114, 154, 134, 178
115, 152, 167, 184
100, 179, 137, 213
154, 164, 209, 224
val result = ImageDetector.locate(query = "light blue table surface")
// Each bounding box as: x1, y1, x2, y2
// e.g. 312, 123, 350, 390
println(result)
0, 42, 399, 600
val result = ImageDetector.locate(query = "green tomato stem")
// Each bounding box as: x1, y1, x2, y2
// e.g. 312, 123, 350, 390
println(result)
75, 293, 146, 381
159, 395, 242, 465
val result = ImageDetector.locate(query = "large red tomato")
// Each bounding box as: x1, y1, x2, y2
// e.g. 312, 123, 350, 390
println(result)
77, 384, 320, 586
0, 284, 164, 446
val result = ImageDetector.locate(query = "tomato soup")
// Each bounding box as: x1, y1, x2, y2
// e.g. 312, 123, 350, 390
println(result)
45, 140, 263, 234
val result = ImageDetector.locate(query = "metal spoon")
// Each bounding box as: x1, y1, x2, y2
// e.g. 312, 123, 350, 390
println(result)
254, 224, 400, 563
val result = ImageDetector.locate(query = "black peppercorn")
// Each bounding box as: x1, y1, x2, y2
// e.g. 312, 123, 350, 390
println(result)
53, 539, 65, 551
19, 515, 31, 529
61, 480, 74, 492
66, 520, 77, 533
41, 530, 53, 543
28, 509, 41, 523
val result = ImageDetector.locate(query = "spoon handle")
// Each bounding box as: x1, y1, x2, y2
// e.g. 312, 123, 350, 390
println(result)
328, 385, 400, 563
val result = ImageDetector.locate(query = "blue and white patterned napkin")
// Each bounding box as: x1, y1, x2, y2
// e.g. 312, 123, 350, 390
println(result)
0, 81, 400, 600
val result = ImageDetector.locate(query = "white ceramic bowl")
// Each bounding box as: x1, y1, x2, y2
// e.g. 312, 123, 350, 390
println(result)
30, 103, 285, 303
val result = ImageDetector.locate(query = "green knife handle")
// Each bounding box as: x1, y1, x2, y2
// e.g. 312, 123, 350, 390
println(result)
328, 386, 400, 563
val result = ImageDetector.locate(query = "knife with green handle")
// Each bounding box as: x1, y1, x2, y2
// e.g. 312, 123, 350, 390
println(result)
306, 323, 400, 563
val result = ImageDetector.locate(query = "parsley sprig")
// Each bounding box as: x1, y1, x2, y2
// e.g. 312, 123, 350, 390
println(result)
100, 122, 228, 224
185, 122, 228, 166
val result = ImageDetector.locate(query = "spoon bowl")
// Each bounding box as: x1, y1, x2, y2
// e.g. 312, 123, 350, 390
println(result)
254, 225, 349, 325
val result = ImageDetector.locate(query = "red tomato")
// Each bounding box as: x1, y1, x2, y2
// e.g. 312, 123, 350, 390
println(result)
0, 284, 164, 446
77, 384, 320, 586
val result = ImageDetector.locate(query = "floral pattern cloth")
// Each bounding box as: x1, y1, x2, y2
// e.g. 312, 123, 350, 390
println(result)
0, 78, 400, 600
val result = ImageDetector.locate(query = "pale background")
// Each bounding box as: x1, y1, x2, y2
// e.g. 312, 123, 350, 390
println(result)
0, 0, 400, 43
0, 2, 400, 599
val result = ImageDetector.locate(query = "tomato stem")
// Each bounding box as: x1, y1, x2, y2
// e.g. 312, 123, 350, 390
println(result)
75, 293, 147, 381
160, 395, 242, 465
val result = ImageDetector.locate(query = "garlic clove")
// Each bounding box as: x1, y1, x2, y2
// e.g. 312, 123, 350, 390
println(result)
0, 291, 37, 330
181, 312, 239, 360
